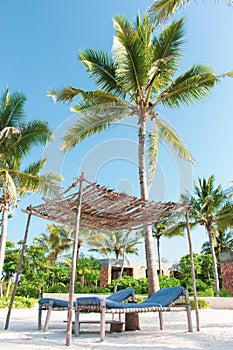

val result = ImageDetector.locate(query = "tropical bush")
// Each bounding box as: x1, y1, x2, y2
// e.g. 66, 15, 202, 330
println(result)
190, 299, 210, 310
219, 288, 231, 297
103, 275, 181, 294
0, 296, 37, 309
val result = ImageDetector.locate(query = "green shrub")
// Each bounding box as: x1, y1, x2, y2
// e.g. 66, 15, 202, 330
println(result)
197, 287, 214, 297
103, 275, 182, 295
103, 276, 148, 294
219, 288, 231, 297
16, 282, 41, 298
75, 283, 103, 294
0, 296, 37, 309
47, 283, 68, 293
190, 298, 210, 310
158, 275, 180, 288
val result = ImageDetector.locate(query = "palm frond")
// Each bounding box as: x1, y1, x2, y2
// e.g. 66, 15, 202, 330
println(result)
0, 89, 26, 128
79, 49, 124, 97
71, 90, 124, 112
47, 87, 86, 103
113, 14, 150, 95
8, 120, 52, 158
61, 101, 130, 152
147, 124, 159, 187
148, 0, 189, 24
157, 64, 219, 108
157, 117, 194, 161
150, 17, 185, 88
0, 127, 20, 145
6, 160, 62, 198
0, 169, 17, 202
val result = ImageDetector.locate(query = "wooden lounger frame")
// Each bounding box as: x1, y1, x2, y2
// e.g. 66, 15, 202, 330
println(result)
74, 289, 193, 341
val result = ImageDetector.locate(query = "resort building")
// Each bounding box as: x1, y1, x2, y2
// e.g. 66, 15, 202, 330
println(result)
98, 258, 176, 288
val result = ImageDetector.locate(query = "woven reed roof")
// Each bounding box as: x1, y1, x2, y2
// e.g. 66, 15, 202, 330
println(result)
22, 177, 189, 231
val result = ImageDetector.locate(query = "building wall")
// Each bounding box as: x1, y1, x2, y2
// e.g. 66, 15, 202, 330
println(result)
132, 266, 146, 279
221, 263, 233, 296
220, 252, 233, 296
100, 265, 111, 289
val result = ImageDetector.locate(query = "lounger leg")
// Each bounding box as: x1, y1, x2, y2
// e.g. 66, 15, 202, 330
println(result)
74, 306, 80, 336
159, 311, 163, 330
44, 300, 53, 332
100, 301, 106, 342
184, 289, 193, 332
38, 306, 42, 330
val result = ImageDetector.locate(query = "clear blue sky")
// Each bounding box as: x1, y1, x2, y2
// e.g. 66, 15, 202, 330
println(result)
1, 1, 233, 262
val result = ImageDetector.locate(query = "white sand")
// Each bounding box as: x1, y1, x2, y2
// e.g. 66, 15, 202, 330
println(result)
0, 307, 233, 349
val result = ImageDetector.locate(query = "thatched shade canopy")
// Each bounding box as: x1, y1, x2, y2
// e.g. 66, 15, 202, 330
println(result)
7, 175, 198, 347
22, 177, 189, 230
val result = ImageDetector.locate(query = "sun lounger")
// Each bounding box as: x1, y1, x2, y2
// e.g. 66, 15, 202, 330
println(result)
75, 286, 193, 341
38, 288, 135, 332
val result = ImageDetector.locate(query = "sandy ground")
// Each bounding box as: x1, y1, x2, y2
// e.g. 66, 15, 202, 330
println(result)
0, 307, 233, 350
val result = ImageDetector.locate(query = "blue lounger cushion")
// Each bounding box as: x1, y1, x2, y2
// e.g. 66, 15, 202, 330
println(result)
76, 286, 184, 309
38, 288, 135, 308
106, 288, 134, 302
38, 298, 75, 308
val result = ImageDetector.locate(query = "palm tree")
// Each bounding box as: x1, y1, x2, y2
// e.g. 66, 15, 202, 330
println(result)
87, 231, 142, 259
35, 224, 74, 265
149, 0, 232, 24
0, 88, 62, 296
181, 176, 233, 295
201, 229, 233, 256
88, 230, 142, 292
152, 221, 184, 274
49, 14, 222, 294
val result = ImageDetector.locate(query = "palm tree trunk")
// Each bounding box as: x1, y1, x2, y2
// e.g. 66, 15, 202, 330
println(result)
138, 107, 159, 296
206, 226, 220, 295
0, 205, 9, 297
157, 237, 161, 275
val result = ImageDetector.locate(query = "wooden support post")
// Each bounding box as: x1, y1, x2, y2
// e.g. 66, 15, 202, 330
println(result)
44, 300, 54, 332
38, 306, 42, 330
5, 210, 32, 330
74, 304, 80, 336
186, 210, 200, 331
158, 311, 163, 330
184, 289, 193, 332
100, 301, 106, 342
66, 174, 84, 346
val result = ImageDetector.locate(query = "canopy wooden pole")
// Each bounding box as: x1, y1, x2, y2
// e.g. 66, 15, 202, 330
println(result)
5, 208, 32, 330
185, 210, 200, 331
66, 174, 84, 346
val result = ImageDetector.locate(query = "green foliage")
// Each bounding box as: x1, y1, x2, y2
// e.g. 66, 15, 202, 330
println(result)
0, 296, 37, 309
104, 275, 181, 294
197, 288, 214, 297
176, 253, 214, 294
76, 256, 102, 289
219, 288, 231, 297
190, 299, 210, 310
158, 275, 180, 288
104, 276, 148, 294
47, 283, 69, 294
16, 282, 41, 299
